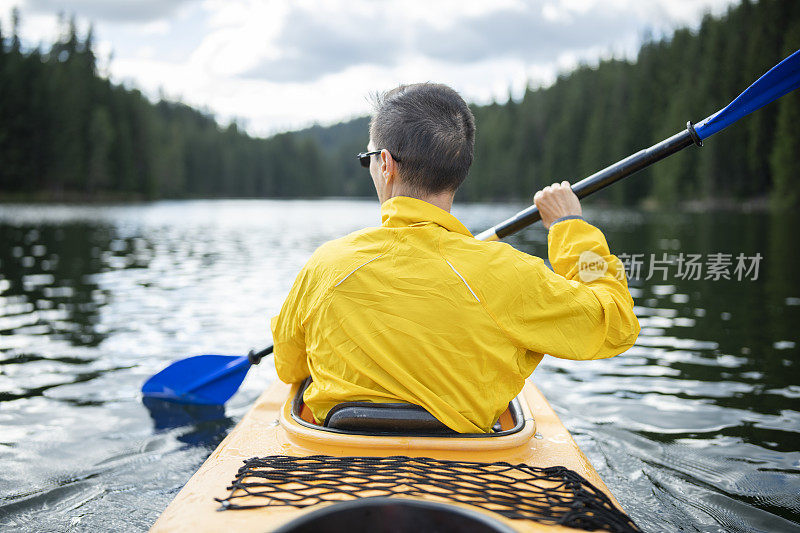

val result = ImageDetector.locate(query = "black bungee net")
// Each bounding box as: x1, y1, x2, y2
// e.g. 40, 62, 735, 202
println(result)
215, 455, 641, 532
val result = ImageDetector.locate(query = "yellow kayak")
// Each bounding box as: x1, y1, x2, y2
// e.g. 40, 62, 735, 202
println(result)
151, 379, 639, 532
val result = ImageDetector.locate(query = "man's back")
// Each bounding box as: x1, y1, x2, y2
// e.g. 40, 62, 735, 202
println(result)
272, 196, 639, 432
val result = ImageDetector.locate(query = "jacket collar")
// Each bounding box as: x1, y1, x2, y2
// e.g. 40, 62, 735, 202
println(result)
380, 196, 473, 237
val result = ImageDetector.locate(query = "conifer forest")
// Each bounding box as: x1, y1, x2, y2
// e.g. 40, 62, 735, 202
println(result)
0, 0, 798, 209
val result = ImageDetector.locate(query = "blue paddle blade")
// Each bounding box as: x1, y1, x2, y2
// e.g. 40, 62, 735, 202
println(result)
695, 49, 800, 140
141, 354, 251, 405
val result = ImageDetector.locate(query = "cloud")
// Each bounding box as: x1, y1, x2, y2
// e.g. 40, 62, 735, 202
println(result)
241, 0, 676, 84
25, 0, 197, 23
243, 7, 399, 83
415, 6, 634, 64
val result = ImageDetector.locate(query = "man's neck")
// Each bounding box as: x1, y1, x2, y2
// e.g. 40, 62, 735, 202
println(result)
385, 187, 454, 213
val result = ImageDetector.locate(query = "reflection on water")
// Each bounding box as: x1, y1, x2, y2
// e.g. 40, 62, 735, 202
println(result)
142, 398, 233, 448
0, 200, 798, 532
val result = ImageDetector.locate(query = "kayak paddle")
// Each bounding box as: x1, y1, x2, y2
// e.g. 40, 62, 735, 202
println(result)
141, 346, 272, 404
142, 50, 800, 405
476, 48, 800, 241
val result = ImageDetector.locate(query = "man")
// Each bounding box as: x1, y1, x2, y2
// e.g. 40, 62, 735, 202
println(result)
271, 83, 639, 433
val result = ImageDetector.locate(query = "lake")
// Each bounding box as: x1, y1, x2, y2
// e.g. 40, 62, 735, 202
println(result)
0, 199, 798, 532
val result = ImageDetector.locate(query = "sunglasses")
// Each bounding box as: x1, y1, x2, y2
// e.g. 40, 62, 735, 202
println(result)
356, 150, 401, 168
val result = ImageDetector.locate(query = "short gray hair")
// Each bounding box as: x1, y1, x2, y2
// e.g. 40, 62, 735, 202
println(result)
370, 83, 475, 194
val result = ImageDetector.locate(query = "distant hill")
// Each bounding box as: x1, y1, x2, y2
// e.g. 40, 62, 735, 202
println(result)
294, 117, 371, 197
296, 117, 369, 154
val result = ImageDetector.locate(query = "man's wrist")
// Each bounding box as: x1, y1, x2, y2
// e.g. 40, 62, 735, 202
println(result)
548, 215, 584, 230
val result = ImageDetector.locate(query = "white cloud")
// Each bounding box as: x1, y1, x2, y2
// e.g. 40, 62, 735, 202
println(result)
134, 44, 156, 59
191, 0, 288, 77
140, 19, 170, 36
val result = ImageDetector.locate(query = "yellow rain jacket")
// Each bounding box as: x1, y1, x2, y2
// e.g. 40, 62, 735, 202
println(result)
271, 196, 639, 432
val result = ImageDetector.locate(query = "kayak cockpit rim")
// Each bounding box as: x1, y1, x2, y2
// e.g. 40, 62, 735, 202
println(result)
280, 379, 536, 451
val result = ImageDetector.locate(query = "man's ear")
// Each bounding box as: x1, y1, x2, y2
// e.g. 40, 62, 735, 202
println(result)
380, 149, 395, 187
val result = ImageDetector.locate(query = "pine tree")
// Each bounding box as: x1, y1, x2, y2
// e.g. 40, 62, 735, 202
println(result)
87, 106, 114, 192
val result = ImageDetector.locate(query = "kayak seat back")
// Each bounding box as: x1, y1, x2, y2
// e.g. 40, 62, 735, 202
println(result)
293, 378, 523, 437
324, 402, 459, 434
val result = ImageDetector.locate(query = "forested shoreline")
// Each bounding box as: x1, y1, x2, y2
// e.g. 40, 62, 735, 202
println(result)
0, 0, 798, 209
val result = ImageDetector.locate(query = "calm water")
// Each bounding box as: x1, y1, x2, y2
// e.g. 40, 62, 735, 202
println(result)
0, 199, 798, 532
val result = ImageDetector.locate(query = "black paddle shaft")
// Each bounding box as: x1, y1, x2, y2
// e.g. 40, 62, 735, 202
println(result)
248, 345, 274, 365
488, 121, 703, 240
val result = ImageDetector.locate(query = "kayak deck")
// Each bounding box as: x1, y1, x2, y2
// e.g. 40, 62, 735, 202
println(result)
151, 380, 623, 532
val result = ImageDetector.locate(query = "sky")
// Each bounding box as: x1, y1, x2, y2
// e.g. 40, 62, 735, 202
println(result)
0, 0, 740, 137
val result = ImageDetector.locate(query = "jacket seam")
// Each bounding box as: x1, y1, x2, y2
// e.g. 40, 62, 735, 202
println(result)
436, 236, 528, 351
334, 254, 385, 287
301, 235, 395, 328
443, 258, 480, 302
